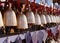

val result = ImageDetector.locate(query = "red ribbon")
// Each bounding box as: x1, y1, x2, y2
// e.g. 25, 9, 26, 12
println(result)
38, 5, 44, 11
30, 0, 36, 11
0, 1, 1, 6
53, 9, 58, 14
25, 0, 30, 8
17, 0, 20, 8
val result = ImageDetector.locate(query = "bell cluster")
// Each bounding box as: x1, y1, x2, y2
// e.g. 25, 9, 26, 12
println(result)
0, 0, 60, 36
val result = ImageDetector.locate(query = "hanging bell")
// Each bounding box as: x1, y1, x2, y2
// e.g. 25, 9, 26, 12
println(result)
0, 12, 4, 27
0, 11, 4, 34
53, 15, 56, 23
58, 15, 60, 24
55, 16, 58, 24
34, 12, 41, 30
50, 15, 54, 23
4, 10, 17, 26
57, 16, 60, 24
45, 15, 51, 24
54, 15, 57, 24
56, 16, 58, 24
16, 4, 28, 33
3, 3, 17, 34
4, 3, 17, 26
17, 12, 28, 29
26, 6, 35, 31
26, 11, 35, 24
34, 11, 41, 25
40, 14, 47, 25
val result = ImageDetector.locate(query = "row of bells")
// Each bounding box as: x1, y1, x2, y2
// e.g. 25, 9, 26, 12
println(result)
0, 8, 60, 29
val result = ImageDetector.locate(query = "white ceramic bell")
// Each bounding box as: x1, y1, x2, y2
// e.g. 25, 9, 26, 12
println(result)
54, 16, 57, 23
56, 16, 58, 23
17, 4, 28, 29
40, 14, 47, 24
4, 9, 17, 26
55, 16, 58, 23
4, 3, 17, 26
53, 15, 56, 23
0, 12, 4, 27
45, 15, 51, 23
57, 16, 60, 23
57, 16, 59, 23
17, 13, 28, 29
58, 16, 60, 24
50, 15, 54, 23
34, 13, 41, 25
26, 11, 35, 24
59, 15, 60, 23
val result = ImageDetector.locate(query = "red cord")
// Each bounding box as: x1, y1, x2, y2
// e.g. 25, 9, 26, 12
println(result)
0, 1, 1, 6
30, 0, 37, 11
17, 0, 20, 8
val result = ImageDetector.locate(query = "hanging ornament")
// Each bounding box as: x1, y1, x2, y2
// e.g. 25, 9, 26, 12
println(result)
17, 2, 28, 29
0, 12, 4, 27
26, 0, 35, 24
17, 12, 28, 29
4, 3, 17, 26
34, 9, 41, 25
45, 6, 52, 24
26, 10, 35, 24
40, 14, 47, 25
